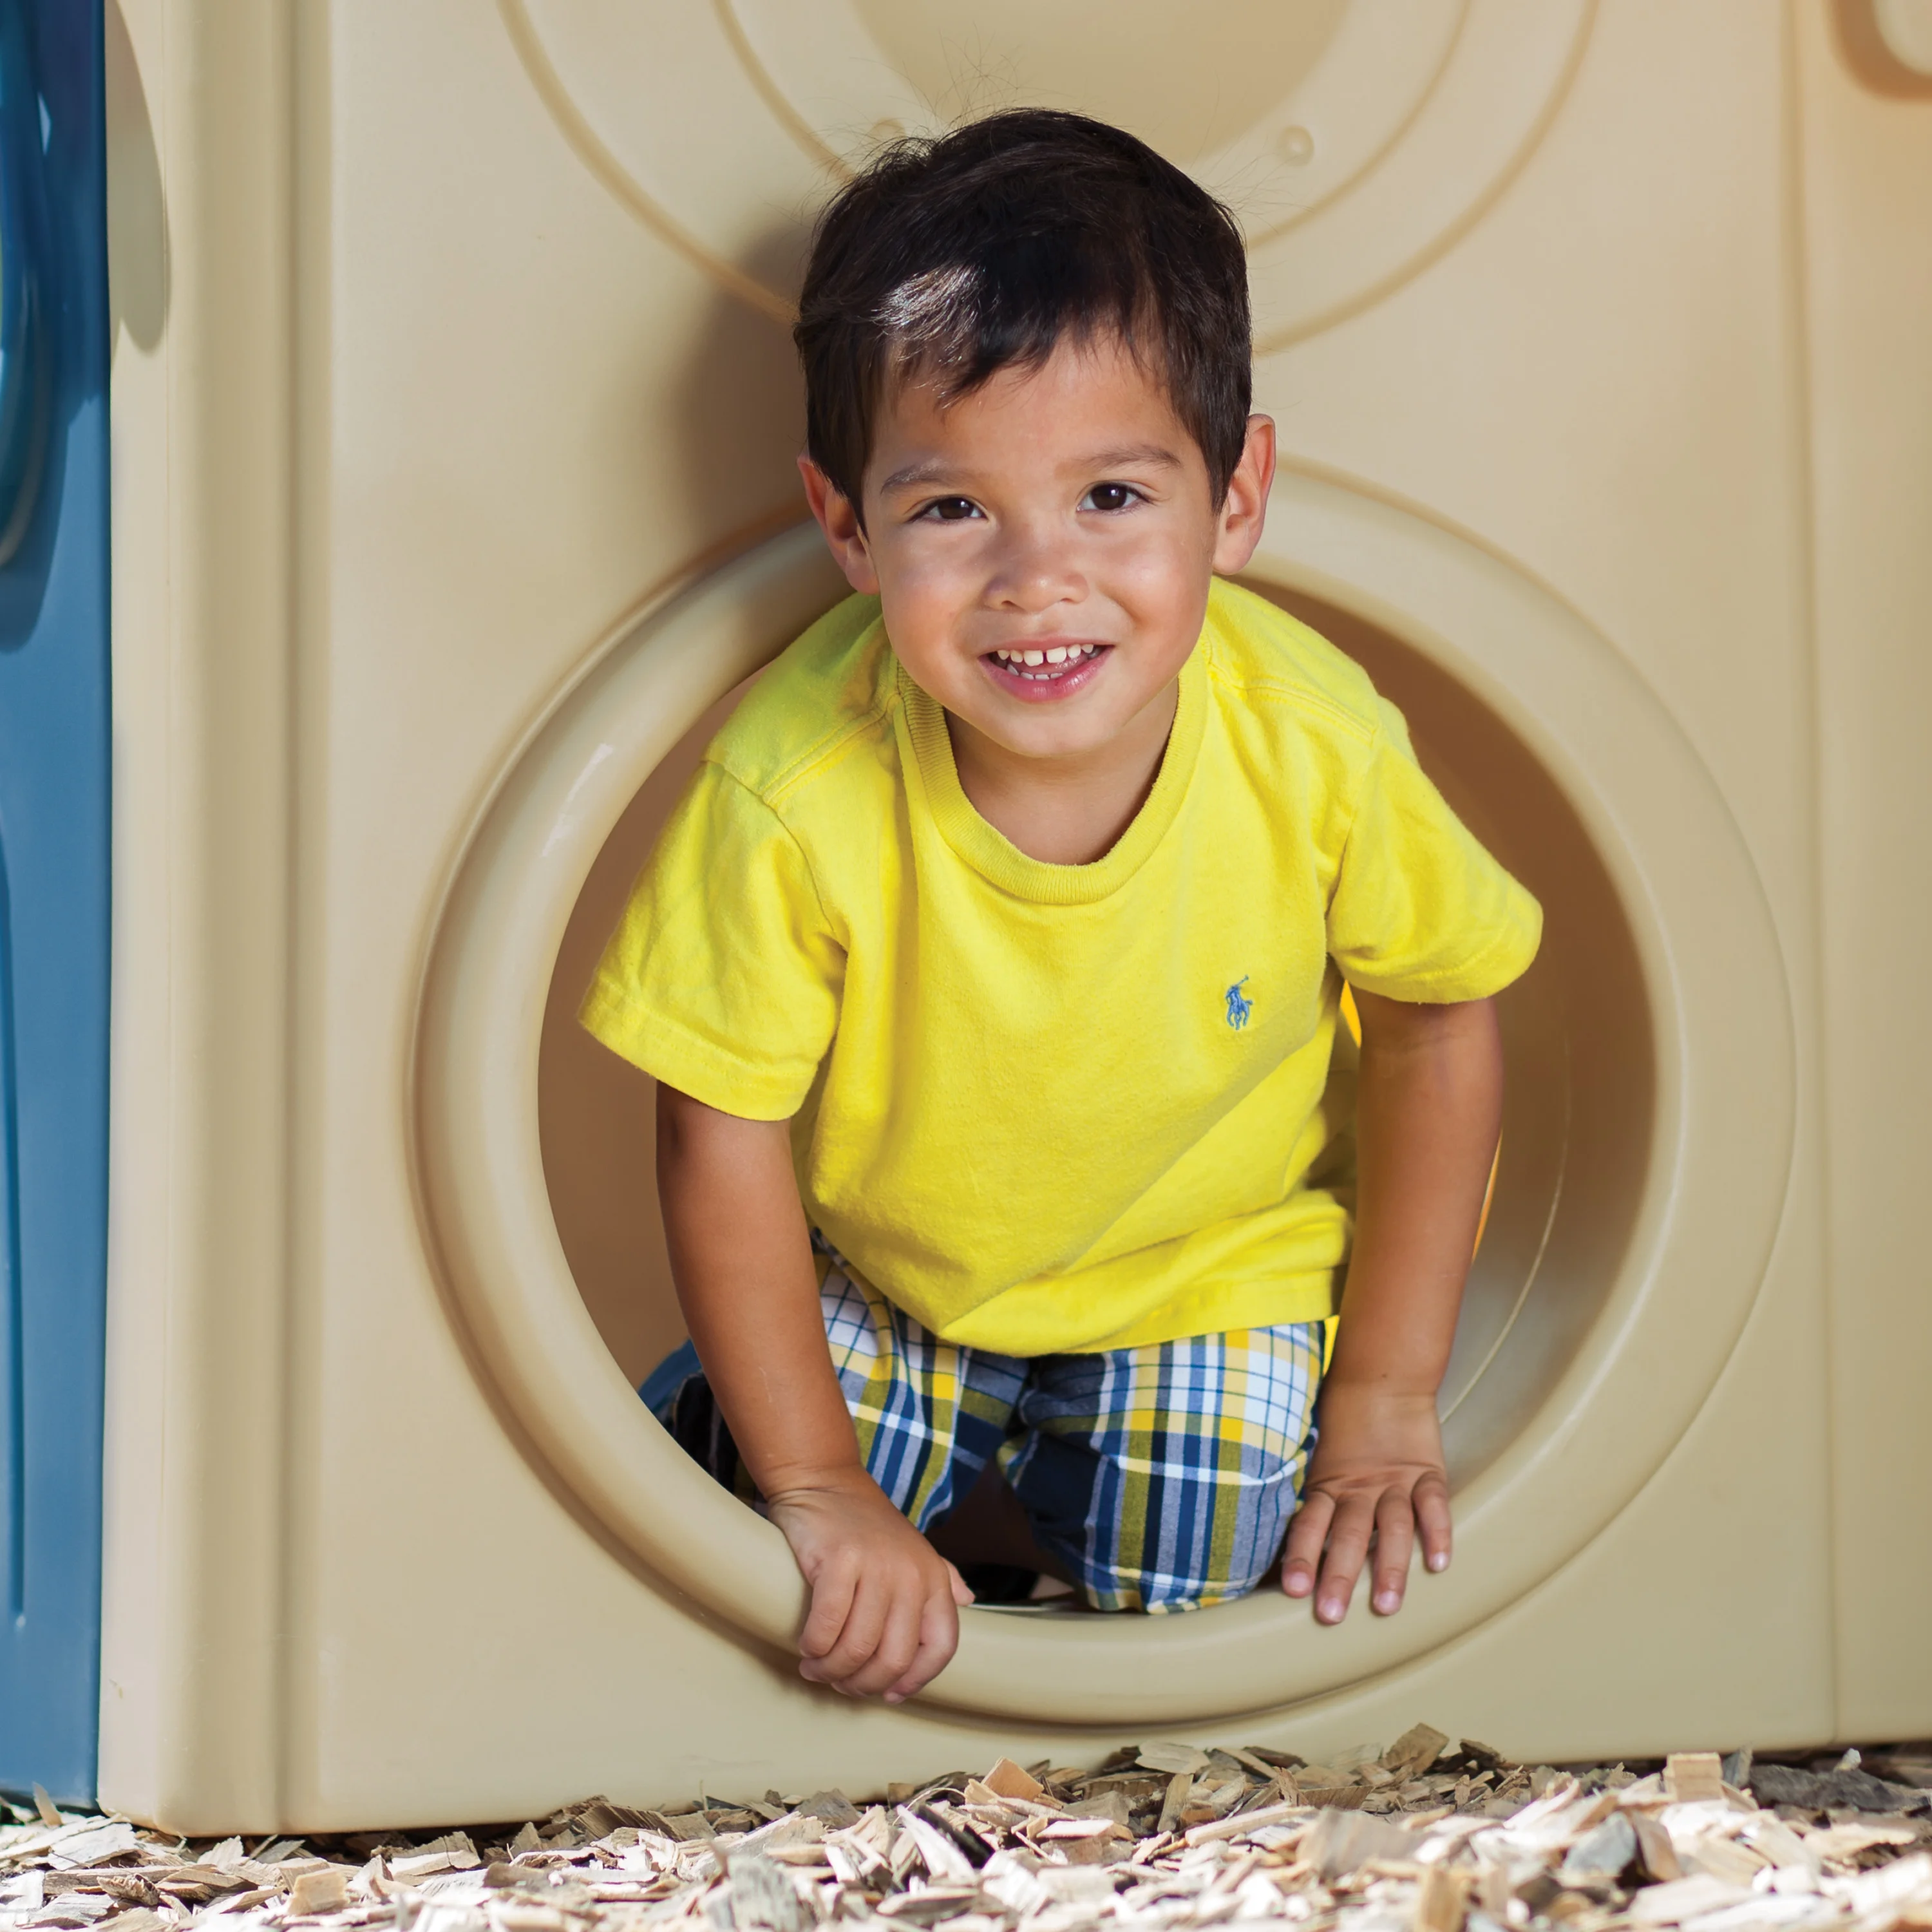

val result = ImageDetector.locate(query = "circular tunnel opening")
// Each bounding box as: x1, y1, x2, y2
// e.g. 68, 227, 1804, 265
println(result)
417, 504, 1785, 1721
536, 582, 1655, 1505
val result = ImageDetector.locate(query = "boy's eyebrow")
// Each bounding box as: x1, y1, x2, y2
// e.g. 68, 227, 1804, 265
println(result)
877, 457, 954, 494
877, 442, 1185, 494
1082, 442, 1185, 473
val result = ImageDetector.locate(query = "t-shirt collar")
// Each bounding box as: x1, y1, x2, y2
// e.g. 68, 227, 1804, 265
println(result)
895, 632, 1208, 905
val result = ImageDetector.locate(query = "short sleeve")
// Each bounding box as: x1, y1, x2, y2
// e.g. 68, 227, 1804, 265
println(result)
578, 762, 844, 1119
1326, 699, 1543, 1002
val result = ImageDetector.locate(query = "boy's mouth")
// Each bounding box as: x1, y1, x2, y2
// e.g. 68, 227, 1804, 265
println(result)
980, 640, 1110, 701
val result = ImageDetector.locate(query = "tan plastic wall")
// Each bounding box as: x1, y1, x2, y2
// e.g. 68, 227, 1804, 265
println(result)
98, 0, 1932, 1833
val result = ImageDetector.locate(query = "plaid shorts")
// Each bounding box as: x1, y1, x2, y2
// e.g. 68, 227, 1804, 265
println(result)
641, 1244, 1323, 1614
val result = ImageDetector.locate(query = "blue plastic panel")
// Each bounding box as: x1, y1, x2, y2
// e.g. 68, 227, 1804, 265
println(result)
0, 1, 109, 1808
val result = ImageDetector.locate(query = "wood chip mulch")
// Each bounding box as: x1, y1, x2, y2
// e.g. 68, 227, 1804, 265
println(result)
8, 1728, 1932, 1932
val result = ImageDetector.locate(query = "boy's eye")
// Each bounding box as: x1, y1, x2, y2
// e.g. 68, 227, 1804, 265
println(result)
1083, 482, 1142, 513
916, 496, 981, 522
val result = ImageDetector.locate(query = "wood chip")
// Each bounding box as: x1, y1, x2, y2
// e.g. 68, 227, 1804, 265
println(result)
1663, 1755, 1725, 1804
1413, 1863, 1470, 1932
718, 1849, 809, 1932
43, 1825, 137, 1871
1560, 1813, 1636, 1882
892, 1809, 976, 1885
1183, 1800, 1305, 1847
1625, 1873, 1751, 1925
979, 1760, 1044, 1804
1062, 1792, 1130, 1830
1156, 1773, 1191, 1837
1300, 1808, 1415, 1880
1293, 1776, 1371, 1811
1037, 1819, 1121, 1841
6, 1724, 1932, 1932
287, 1868, 353, 1916
492, 1906, 569, 1932
1804, 1818, 1919, 1864
415, 1833, 480, 1869
389, 1852, 457, 1880
1385, 1726, 1452, 1778
1677, 1835, 1764, 1888
740, 1815, 822, 1859
1842, 1850, 1932, 1919
1630, 1812, 1682, 1881
26, 1896, 118, 1926
649, 1814, 716, 1844
1749, 1763, 1926, 1814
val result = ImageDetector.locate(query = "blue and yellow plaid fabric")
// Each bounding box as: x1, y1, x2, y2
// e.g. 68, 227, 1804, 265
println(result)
643, 1243, 1323, 1614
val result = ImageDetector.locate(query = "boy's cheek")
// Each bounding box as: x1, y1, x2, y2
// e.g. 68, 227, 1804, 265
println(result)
1112, 545, 1215, 643
876, 574, 980, 680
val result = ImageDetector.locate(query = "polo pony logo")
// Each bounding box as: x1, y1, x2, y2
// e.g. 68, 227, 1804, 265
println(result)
1224, 976, 1253, 1030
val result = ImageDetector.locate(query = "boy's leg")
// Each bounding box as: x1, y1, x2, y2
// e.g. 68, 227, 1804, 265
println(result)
818, 1247, 1025, 1528
1001, 1323, 1325, 1613
926, 1452, 1074, 1582
639, 1240, 1025, 1530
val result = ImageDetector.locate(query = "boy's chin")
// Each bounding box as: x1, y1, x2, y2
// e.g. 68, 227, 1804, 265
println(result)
956, 700, 1131, 764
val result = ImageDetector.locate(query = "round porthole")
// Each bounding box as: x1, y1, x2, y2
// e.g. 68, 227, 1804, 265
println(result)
414, 474, 1792, 1725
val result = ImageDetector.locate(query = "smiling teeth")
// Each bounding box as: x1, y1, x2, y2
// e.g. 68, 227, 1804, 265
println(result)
991, 643, 1100, 679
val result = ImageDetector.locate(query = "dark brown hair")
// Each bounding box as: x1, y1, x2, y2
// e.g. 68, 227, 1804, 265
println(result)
794, 109, 1251, 518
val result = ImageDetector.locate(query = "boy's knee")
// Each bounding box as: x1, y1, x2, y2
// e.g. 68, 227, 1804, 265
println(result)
1010, 1427, 1301, 1613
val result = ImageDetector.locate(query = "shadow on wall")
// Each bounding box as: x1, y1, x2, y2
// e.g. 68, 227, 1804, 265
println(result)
104, 0, 167, 363
1833, 0, 1932, 97
538, 251, 808, 1389
625, 222, 813, 552
0, 1, 117, 641
537, 672, 759, 1389
1264, 588, 1653, 1488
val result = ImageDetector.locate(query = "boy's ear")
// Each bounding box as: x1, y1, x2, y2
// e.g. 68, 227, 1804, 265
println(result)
799, 454, 880, 596
1211, 415, 1277, 576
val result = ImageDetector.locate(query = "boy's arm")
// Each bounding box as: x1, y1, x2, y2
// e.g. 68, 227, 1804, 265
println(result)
1282, 990, 1503, 1623
655, 1082, 972, 1700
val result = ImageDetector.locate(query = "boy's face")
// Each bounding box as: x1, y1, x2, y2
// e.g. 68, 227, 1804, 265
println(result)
800, 335, 1274, 768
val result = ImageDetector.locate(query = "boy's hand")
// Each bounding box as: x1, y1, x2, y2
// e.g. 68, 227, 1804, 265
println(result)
1282, 1381, 1450, 1624
656, 1088, 969, 1702
766, 1467, 974, 1703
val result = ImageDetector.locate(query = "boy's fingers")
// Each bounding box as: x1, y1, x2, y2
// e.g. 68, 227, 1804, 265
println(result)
947, 1561, 976, 1608
1282, 1491, 1335, 1596
886, 1585, 963, 1704
802, 1572, 889, 1685
1314, 1497, 1375, 1622
1415, 1473, 1454, 1573
837, 1589, 925, 1698
797, 1558, 859, 1664
1370, 1487, 1415, 1614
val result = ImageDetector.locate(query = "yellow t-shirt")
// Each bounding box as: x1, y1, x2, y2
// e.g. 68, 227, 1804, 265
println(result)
581, 579, 1542, 1356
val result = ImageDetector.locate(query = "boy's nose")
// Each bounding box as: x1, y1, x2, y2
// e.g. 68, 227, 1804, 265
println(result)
987, 525, 1088, 614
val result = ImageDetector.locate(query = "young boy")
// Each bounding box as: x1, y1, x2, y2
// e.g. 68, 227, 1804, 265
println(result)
582, 111, 1540, 1705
